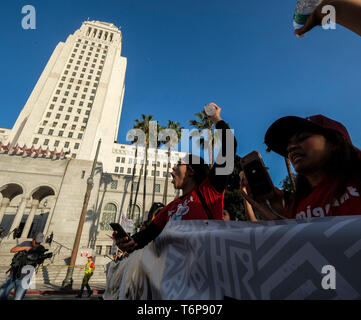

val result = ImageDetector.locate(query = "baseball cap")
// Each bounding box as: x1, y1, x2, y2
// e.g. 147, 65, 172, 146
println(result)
34, 232, 44, 244
264, 115, 360, 157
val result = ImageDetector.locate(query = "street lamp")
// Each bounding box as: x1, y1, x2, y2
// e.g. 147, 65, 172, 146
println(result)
62, 139, 101, 289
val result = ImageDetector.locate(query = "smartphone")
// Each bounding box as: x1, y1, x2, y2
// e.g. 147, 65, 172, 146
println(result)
240, 151, 274, 201
109, 223, 129, 239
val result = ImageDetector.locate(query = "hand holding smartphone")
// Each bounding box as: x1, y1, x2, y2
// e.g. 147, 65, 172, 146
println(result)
110, 223, 136, 252
240, 151, 275, 201
110, 223, 129, 239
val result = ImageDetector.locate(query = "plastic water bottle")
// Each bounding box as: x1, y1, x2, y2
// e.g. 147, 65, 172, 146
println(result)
293, 0, 322, 36
204, 104, 216, 116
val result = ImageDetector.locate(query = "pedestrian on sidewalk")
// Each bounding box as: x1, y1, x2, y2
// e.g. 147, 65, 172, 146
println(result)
76, 256, 95, 298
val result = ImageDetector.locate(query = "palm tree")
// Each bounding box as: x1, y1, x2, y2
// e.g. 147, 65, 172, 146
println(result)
132, 114, 154, 222
285, 157, 296, 193
189, 112, 218, 167
162, 120, 183, 204
127, 138, 138, 220
151, 123, 166, 206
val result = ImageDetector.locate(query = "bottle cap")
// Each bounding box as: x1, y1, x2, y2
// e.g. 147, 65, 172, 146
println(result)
204, 104, 216, 116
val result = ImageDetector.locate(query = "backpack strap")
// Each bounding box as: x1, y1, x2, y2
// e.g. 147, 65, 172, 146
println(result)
196, 188, 213, 219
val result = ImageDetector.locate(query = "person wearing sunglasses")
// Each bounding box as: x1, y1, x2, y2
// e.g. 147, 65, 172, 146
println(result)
113, 103, 237, 252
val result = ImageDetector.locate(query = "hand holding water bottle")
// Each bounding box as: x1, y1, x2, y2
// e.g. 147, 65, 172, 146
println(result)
293, 0, 361, 38
204, 102, 222, 125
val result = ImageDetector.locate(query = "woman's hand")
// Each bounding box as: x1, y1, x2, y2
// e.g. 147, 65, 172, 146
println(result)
294, 2, 324, 37
112, 231, 137, 253
205, 102, 222, 125
294, 0, 361, 37
239, 174, 285, 220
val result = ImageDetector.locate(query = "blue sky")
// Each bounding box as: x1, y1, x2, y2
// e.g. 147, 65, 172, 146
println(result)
1, 0, 360, 186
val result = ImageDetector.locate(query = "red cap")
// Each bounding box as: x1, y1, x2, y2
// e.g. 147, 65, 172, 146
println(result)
265, 114, 360, 158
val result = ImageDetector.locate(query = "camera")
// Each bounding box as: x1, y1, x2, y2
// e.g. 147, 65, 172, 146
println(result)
26, 246, 53, 265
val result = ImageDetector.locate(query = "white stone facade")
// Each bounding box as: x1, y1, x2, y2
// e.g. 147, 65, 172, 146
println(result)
0, 21, 186, 275
7, 21, 127, 173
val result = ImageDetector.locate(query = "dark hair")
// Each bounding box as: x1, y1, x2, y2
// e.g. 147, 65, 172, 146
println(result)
186, 154, 210, 185
147, 202, 165, 222
285, 130, 361, 217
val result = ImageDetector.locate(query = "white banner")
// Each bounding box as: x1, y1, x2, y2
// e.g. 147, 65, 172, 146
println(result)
103, 216, 361, 300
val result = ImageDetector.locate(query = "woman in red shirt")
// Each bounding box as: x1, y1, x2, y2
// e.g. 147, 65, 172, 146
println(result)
241, 115, 361, 220
114, 103, 237, 251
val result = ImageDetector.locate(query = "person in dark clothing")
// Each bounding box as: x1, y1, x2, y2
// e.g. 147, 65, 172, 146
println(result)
113, 103, 237, 252
0, 233, 44, 300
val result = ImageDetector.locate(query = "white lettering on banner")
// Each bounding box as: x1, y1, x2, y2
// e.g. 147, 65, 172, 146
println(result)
296, 186, 360, 219
321, 265, 336, 290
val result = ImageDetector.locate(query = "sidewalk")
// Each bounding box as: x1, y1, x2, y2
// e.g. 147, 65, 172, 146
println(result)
10, 283, 105, 295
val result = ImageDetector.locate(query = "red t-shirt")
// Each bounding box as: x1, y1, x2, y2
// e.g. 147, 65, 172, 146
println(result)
152, 176, 224, 230
292, 178, 361, 219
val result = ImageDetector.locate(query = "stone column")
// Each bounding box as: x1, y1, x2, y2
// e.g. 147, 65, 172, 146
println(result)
43, 202, 55, 236
9, 197, 28, 234
21, 199, 40, 238
0, 197, 10, 224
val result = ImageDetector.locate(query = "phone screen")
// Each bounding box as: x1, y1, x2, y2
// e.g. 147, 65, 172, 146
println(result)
244, 160, 273, 197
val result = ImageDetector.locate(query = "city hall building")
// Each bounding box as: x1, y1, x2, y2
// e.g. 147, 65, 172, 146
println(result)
0, 21, 184, 271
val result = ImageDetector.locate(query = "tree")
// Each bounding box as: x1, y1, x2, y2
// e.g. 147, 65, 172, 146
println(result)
127, 137, 139, 220
224, 154, 246, 221
151, 123, 166, 207
189, 112, 218, 167
132, 114, 154, 222
162, 120, 183, 205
